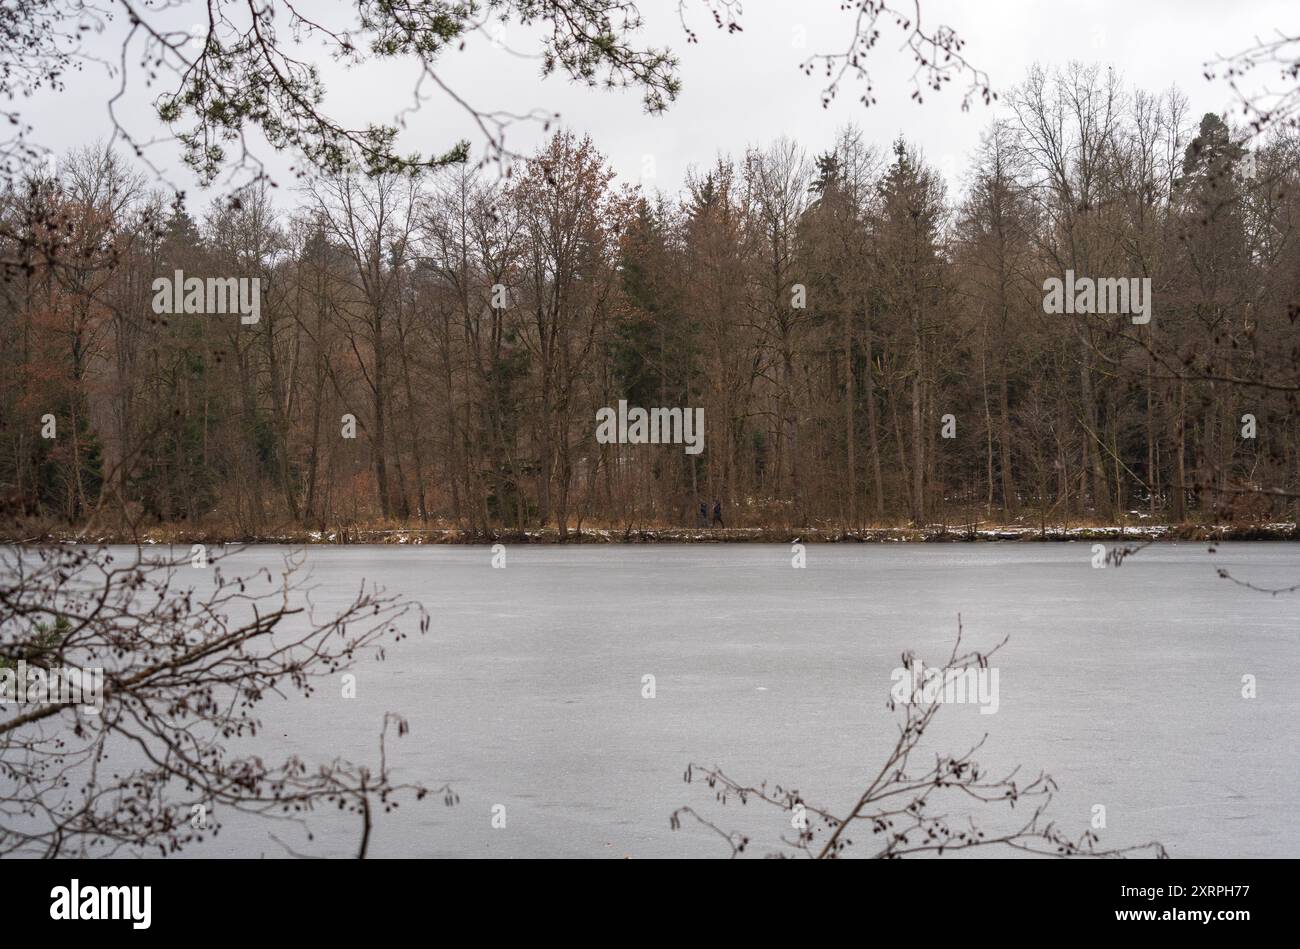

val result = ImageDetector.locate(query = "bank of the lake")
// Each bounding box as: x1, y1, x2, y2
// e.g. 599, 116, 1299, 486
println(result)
5, 520, 1298, 546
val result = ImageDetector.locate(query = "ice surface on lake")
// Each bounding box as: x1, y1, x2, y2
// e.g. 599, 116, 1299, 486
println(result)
132, 543, 1300, 857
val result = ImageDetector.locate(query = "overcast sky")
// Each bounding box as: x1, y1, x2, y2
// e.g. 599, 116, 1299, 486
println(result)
19, 0, 1299, 202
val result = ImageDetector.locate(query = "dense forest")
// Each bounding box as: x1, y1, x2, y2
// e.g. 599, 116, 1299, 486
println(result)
3, 63, 1299, 537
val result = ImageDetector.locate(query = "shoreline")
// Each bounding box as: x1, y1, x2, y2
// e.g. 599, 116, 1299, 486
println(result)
4, 522, 1298, 546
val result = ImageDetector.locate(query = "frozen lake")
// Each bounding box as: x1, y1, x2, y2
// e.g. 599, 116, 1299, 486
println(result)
57, 543, 1300, 857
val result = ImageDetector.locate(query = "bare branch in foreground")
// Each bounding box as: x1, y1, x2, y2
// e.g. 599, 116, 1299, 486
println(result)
673, 619, 1168, 859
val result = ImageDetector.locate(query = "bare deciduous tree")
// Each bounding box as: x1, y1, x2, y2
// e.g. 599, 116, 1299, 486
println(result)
0, 544, 449, 857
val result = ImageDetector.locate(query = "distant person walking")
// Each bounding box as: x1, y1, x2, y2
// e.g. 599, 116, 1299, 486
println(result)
711, 499, 724, 528
698, 501, 708, 528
